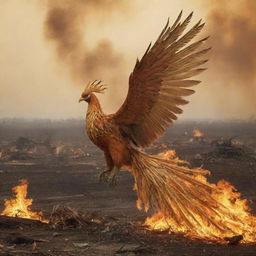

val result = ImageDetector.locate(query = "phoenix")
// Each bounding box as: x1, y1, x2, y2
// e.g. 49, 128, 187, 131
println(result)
79, 12, 226, 230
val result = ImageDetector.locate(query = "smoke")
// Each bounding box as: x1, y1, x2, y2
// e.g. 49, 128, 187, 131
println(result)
44, 0, 256, 119
1, 0, 255, 119
205, 0, 256, 119
44, 0, 129, 112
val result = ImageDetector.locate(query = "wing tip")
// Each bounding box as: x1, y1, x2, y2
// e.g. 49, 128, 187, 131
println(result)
202, 36, 210, 42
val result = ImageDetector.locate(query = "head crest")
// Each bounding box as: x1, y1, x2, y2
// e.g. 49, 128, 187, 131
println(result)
84, 80, 107, 94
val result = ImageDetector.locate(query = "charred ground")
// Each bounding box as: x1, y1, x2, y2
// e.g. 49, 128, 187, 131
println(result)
0, 119, 256, 256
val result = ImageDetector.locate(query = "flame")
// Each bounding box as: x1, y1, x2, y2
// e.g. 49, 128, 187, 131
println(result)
144, 153, 256, 243
193, 128, 204, 137
1, 179, 48, 223
55, 144, 65, 155
157, 149, 188, 165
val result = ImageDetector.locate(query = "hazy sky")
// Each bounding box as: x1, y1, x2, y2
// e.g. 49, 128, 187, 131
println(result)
0, 0, 255, 119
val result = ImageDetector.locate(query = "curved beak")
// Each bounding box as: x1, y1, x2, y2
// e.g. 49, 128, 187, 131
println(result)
79, 97, 85, 103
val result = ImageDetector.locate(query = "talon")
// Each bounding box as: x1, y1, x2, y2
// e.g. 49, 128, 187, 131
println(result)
99, 170, 111, 183
108, 167, 119, 187
109, 173, 117, 187
99, 167, 119, 186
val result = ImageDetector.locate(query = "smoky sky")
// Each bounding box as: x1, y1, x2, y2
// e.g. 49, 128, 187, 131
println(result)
205, 0, 256, 119
44, 0, 126, 84
0, 0, 255, 119
208, 0, 256, 81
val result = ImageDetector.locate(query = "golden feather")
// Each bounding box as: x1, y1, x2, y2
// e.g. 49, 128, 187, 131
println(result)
110, 12, 209, 147
82, 80, 107, 95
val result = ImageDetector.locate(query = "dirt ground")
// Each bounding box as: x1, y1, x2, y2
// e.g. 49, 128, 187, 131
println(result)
0, 119, 255, 256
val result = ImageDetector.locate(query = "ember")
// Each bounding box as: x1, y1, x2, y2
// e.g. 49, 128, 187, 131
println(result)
193, 128, 204, 138
1, 179, 48, 223
144, 151, 256, 243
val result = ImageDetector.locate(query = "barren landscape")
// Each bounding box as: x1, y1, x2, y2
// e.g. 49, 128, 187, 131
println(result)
0, 119, 255, 256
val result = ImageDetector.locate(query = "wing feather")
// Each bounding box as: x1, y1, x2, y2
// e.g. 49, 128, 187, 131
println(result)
111, 13, 209, 147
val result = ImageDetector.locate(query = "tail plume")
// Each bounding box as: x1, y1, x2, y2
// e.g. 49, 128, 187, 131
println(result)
130, 149, 256, 241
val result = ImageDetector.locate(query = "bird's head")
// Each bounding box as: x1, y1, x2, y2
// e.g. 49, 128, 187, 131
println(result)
79, 80, 106, 103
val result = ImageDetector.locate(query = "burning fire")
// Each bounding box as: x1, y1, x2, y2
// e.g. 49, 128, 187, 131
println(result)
157, 149, 188, 165
144, 150, 256, 243
1, 179, 48, 223
193, 128, 204, 137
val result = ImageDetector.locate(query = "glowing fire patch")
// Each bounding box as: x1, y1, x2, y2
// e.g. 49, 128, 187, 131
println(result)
193, 128, 204, 137
157, 149, 188, 165
1, 179, 48, 223
144, 150, 256, 243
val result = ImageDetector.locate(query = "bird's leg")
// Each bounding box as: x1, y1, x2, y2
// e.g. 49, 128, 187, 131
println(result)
99, 152, 120, 185
99, 167, 120, 186
99, 169, 112, 183
99, 152, 114, 183
107, 166, 120, 186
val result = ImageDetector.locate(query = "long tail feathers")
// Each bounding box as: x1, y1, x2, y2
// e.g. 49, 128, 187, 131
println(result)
130, 149, 243, 235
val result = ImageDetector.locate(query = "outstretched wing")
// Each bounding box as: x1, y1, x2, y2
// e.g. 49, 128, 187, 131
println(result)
111, 12, 210, 147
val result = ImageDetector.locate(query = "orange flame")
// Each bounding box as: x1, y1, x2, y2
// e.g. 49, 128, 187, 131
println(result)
193, 128, 204, 137
144, 152, 256, 243
1, 179, 48, 223
157, 149, 188, 165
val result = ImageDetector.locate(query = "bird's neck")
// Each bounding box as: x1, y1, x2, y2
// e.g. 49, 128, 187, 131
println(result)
86, 93, 104, 118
